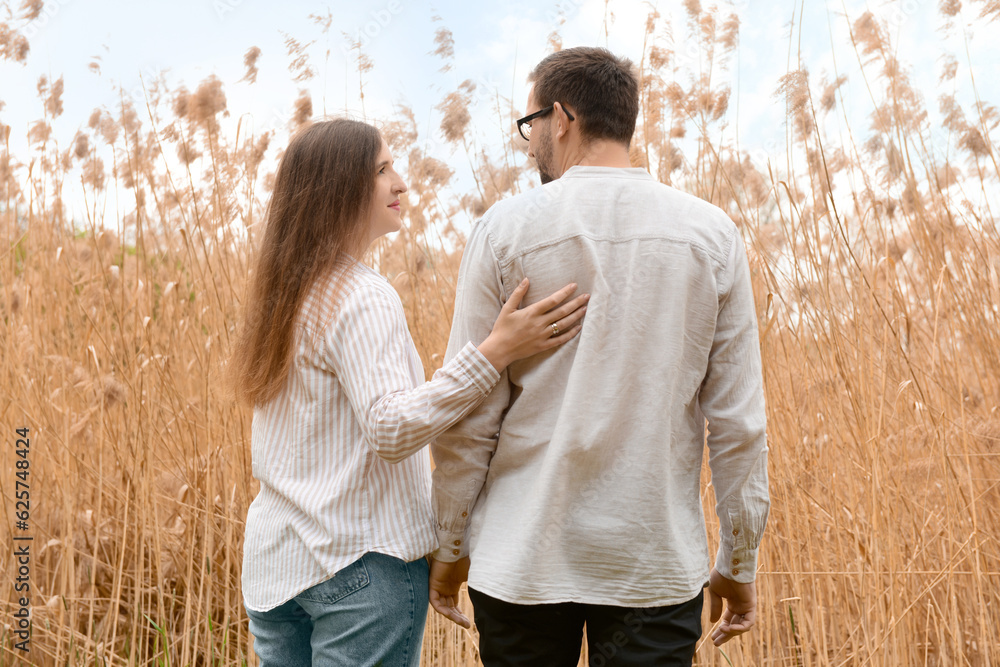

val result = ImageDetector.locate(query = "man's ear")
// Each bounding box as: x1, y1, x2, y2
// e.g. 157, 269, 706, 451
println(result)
552, 102, 572, 139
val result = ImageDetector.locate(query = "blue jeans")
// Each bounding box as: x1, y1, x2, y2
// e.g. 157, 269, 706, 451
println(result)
245, 552, 429, 667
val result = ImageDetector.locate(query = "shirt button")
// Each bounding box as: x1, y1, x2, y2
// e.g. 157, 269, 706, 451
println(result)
452, 549, 461, 556
732, 568, 740, 576
453, 540, 461, 546
732, 529, 739, 536
461, 512, 468, 518
732, 559, 740, 565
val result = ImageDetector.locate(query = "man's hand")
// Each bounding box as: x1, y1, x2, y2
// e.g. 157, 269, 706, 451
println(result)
429, 557, 472, 628
708, 567, 757, 646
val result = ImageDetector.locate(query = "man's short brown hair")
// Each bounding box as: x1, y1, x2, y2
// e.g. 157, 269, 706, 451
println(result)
528, 47, 639, 147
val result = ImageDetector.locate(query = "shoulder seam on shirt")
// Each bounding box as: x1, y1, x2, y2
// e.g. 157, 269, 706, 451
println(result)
482, 184, 732, 268
717, 225, 739, 300
475, 215, 509, 302
495, 233, 727, 271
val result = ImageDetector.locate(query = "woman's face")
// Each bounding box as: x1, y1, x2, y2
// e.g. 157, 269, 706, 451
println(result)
367, 137, 407, 244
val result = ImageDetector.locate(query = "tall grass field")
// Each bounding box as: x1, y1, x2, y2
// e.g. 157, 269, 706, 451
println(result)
2, 2, 998, 665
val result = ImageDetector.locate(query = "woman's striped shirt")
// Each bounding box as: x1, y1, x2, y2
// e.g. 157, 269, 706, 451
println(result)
241, 259, 499, 611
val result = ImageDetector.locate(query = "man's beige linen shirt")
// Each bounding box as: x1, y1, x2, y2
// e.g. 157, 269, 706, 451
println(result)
431, 165, 769, 607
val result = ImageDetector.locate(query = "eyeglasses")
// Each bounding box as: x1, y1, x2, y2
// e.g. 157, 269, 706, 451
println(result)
516, 104, 575, 141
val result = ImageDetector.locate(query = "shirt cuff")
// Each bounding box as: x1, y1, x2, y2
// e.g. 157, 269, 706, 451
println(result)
449, 341, 501, 395
432, 526, 469, 562
715, 541, 759, 584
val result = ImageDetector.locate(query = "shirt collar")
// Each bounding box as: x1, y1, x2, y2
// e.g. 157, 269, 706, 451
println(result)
559, 165, 654, 180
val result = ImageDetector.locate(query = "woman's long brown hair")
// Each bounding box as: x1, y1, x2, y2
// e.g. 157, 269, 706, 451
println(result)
227, 118, 382, 407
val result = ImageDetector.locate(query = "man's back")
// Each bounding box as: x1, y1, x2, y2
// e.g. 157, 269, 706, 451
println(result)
432, 165, 769, 607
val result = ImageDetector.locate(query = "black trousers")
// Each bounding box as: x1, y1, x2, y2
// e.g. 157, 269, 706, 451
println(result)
468, 587, 703, 667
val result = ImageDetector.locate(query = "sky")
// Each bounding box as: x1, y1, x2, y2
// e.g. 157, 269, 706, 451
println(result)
1, 0, 997, 229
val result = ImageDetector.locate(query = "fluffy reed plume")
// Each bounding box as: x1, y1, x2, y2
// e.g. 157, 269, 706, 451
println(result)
290, 89, 312, 132
176, 75, 229, 133
19, 0, 43, 21
241, 46, 261, 84
436, 80, 475, 145
775, 69, 813, 137
43, 76, 64, 118
1, 4, 998, 667
976, 0, 1000, 20
71, 131, 89, 159
283, 33, 316, 82
432, 24, 456, 72
0, 22, 30, 63
819, 74, 847, 112
940, 0, 963, 16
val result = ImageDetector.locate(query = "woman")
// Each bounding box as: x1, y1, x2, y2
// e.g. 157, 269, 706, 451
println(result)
227, 118, 588, 666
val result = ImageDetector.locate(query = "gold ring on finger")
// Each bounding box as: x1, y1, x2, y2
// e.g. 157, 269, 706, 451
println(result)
550, 322, 559, 337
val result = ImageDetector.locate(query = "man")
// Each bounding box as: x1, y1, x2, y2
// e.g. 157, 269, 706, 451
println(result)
429, 46, 769, 665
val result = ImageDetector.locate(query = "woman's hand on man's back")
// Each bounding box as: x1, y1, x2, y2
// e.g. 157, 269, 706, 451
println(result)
477, 279, 589, 371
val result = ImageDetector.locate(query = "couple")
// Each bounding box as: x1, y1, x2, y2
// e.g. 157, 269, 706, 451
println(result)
230, 46, 769, 667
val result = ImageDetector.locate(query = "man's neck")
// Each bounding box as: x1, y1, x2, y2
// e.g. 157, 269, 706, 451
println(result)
559, 139, 633, 174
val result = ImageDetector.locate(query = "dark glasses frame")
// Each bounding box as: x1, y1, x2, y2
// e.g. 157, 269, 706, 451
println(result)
516, 104, 576, 141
